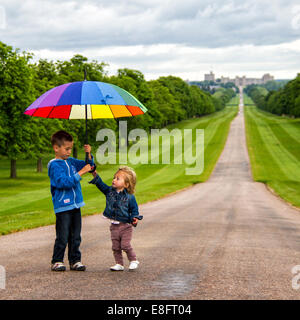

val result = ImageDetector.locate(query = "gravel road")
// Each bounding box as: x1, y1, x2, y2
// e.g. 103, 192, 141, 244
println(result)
1, 92, 300, 300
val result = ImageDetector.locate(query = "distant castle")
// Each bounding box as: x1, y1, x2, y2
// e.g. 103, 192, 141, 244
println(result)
204, 71, 274, 87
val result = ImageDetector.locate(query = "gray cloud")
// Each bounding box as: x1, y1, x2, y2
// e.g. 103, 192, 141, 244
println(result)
1, 0, 299, 51
1, 0, 299, 80
31, 39, 300, 81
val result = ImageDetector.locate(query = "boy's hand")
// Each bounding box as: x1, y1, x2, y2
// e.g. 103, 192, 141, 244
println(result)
84, 144, 92, 160
78, 164, 92, 176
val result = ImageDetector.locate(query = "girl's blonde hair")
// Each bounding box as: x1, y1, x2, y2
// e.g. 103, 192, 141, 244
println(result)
116, 166, 137, 194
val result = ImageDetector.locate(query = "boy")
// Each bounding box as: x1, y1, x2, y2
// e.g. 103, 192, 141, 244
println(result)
48, 130, 94, 271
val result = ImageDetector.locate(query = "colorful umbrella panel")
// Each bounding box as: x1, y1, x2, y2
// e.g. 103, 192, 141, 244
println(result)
24, 81, 147, 119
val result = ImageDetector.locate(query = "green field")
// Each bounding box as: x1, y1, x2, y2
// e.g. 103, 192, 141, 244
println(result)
244, 95, 300, 208
0, 103, 238, 235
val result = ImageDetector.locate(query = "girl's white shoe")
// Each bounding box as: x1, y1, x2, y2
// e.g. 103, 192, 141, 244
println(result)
110, 264, 124, 271
129, 260, 139, 271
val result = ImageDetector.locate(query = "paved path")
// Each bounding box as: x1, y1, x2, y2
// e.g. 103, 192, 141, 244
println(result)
1, 91, 300, 300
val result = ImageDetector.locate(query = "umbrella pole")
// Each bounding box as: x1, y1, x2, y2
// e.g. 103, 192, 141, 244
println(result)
84, 68, 89, 164
84, 102, 96, 172
85, 104, 89, 163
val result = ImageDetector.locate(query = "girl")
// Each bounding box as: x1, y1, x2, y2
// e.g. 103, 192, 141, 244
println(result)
89, 166, 143, 271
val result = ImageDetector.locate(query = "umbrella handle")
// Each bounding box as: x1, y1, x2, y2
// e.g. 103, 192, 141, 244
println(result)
85, 152, 89, 163
85, 152, 96, 173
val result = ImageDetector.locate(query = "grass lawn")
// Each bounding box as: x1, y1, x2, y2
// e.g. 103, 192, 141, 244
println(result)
0, 102, 238, 235
244, 95, 300, 208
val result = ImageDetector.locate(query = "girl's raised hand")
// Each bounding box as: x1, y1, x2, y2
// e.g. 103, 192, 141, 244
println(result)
91, 170, 98, 178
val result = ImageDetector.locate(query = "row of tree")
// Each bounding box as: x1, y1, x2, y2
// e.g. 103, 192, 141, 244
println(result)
189, 80, 239, 95
212, 87, 236, 109
0, 41, 236, 178
244, 75, 300, 117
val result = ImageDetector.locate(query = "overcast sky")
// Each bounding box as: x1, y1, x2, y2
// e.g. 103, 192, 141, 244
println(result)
0, 0, 299, 80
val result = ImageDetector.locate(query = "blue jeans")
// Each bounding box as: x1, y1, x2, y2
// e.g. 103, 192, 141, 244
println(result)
51, 208, 82, 265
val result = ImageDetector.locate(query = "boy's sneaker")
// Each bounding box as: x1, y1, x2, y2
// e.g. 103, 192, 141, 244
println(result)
51, 262, 66, 271
129, 260, 139, 271
70, 261, 86, 271
110, 264, 124, 271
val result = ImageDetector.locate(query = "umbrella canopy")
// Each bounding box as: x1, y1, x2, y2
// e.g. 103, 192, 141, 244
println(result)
24, 81, 147, 119
24, 80, 147, 166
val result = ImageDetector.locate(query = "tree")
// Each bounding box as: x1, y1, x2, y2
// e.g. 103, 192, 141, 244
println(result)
287, 74, 300, 117
148, 80, 182, 127
158, 76, 192, 120
29, 59, 61, 171
189, 85, 215, 116
0, 42, 35, 178
56, 54, 108, 84
249, 74, 300, 118
212, 88, 235, 109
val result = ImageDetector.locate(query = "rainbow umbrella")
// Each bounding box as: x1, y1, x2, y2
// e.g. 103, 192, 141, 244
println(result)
24, 80, 147, 162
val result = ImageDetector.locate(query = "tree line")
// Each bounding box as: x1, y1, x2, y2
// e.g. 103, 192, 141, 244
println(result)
189, 80, 239, 95
0, 41, 236, 178
244, 75, 300, 117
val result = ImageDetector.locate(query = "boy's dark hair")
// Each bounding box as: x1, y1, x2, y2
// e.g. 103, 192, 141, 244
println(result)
51, 130, 73, 147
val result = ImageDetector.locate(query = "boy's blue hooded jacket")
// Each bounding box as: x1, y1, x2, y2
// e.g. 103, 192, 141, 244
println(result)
48, 157, 94, 214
